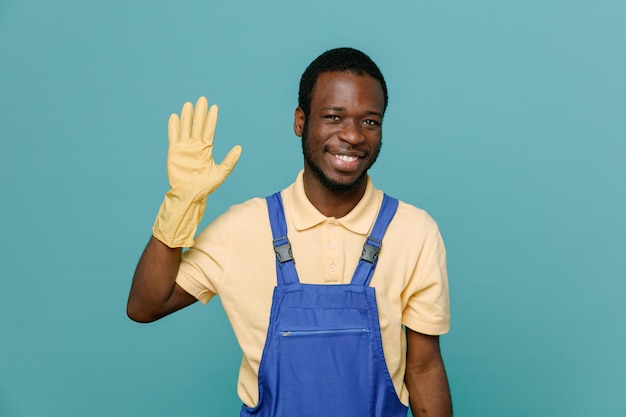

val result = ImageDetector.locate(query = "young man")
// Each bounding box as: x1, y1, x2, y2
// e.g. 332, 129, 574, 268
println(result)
128, 47, 452, 417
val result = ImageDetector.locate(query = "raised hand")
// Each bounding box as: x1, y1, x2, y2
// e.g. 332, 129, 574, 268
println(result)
153, 96, 242, 247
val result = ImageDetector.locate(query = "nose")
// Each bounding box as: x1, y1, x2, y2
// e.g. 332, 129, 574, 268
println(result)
337, 119, 363, 145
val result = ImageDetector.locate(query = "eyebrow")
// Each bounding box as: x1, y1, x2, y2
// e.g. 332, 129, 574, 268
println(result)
364, 110, 384, 118
322, 106, 383, 117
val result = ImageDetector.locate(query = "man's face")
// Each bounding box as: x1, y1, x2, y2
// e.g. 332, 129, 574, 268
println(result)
295, 71, 385, 193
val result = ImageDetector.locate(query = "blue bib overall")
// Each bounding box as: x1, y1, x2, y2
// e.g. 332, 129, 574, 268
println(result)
240, 193, 408, 417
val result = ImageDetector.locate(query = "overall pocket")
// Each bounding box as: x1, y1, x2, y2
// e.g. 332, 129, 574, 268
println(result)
278, 327, 370, 417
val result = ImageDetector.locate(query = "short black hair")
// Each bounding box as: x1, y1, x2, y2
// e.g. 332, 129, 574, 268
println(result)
298, 47, 388, 117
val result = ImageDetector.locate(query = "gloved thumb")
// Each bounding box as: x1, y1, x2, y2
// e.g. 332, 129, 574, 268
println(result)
218, 145, 242, 177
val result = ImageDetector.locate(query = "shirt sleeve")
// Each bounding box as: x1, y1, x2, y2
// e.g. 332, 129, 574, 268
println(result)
175, 210, 233, 304
402, 226, 450, 335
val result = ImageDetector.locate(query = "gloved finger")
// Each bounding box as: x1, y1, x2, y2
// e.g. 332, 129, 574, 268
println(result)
217, 145, 242, 177
203, 104, 219, 146
180, 101, 193, 140
192, 96, 208, 139
168, 114, 180, 146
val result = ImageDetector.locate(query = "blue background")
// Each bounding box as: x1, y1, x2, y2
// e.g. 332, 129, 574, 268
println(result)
1, 1, 625, 416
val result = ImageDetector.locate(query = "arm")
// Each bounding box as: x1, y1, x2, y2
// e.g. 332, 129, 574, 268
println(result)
405, 328, 452, 417
127, 237, 196, 323
127, 97, 241, 322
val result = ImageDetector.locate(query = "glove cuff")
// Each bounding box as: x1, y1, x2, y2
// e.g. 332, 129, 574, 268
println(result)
152, 190, 208, 248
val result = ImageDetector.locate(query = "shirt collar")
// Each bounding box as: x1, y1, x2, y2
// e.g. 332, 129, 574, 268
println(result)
284, 170, 382, 235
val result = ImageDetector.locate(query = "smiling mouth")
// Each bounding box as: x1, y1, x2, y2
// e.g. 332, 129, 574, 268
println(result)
332, 154, 360, 163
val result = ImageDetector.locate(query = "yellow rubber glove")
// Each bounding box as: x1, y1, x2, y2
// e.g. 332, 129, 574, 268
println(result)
152, 96, 242, 248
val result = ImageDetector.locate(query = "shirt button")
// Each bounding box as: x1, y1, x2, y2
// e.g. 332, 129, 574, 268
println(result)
329, 265, 336, 272
329, 242, 336, 249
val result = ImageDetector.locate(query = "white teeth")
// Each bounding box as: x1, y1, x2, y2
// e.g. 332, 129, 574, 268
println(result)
334, 154, 359, 163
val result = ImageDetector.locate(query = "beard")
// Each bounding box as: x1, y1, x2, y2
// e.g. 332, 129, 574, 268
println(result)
301, 121, 381, 193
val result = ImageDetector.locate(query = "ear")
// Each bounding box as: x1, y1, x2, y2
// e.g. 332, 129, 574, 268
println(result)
294, 107, 305, 137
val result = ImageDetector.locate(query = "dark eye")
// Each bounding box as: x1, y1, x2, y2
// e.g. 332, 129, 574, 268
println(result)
325, 115, 341, 121
364, 119, 380, 126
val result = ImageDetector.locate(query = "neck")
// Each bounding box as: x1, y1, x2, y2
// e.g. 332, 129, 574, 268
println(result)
302, 171, 368, 218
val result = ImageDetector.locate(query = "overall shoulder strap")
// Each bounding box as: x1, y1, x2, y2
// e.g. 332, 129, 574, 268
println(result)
266, 192, 299, 285
351, 194, 399, 286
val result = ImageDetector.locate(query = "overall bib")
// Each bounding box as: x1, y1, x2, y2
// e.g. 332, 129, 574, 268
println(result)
240, 192, 408, 417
